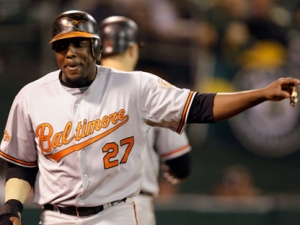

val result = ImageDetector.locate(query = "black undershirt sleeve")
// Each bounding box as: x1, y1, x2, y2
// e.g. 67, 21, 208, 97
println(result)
5, 162, 38, 188
187, 92, 216, 123
164, 152, 191, 179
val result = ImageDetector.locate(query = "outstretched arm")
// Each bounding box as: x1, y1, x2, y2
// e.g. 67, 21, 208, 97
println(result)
213, 77, 300, 121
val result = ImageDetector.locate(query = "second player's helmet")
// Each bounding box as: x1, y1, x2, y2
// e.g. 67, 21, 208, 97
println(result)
99, 16, 143, 57
49, 10, 102, 60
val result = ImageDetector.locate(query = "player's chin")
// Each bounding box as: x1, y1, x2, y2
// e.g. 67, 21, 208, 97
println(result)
63, 71, 86, 86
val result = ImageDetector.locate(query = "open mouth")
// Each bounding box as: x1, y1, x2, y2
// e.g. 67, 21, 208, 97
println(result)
66, 65, 78, 69
64, 63, 81, 71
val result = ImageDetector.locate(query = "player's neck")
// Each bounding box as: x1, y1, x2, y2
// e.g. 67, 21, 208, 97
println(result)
101, 58, 134, 72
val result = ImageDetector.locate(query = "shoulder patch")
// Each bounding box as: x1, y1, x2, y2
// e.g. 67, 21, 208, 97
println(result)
158, 78, 174, 87
3, 130, 10, 142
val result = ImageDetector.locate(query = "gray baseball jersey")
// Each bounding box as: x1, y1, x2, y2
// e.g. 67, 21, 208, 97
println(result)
0, 65, 194, 207
141, 127, 191, 196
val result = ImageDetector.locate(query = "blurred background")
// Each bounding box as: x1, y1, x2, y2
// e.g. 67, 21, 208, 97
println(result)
1, 0, 300, 224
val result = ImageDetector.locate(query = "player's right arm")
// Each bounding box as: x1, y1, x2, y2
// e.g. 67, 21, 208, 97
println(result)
1, 179, 30, 225
5, 178, 31, 204
0, 163, 37, 225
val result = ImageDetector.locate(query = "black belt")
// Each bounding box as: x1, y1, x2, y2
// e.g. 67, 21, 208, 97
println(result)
43, 198, 126, 217
140, 190, 154, 197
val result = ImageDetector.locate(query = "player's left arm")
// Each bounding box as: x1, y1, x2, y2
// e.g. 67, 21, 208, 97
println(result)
187, 78, 300, 123
213, 77, 300, 121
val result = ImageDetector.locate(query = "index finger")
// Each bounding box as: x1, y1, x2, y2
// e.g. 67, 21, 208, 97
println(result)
281, 77, 300, 85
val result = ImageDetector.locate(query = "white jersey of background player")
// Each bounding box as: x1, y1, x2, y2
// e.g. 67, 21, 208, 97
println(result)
100, 16, 192, 225
0, 10, 299, 225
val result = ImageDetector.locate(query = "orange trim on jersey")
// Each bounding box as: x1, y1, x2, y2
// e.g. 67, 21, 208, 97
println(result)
160, 144, 191, 158
46, 117, 129, 162
0, 151, 37, 167
177, 91, 194, 133
133, 201, 139, 225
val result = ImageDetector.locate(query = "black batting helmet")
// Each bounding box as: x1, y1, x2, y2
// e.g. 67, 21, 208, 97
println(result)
99, 16, 143, 57
49, 10, 102, 60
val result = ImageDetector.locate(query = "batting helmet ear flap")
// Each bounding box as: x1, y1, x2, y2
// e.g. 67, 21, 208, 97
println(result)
91, 39, 102, 61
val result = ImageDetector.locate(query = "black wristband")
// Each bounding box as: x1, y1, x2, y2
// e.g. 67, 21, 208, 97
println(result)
0, 200, 23, 218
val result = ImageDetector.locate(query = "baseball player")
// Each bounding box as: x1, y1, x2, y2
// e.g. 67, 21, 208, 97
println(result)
0, 10, 299, 225
99, 16, 192, 225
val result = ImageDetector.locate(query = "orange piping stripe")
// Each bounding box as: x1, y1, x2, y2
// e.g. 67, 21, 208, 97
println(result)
0, 151, 37, 167
160, 144, 191, 158
133, 201, 139, 225
177, 91, 194, 133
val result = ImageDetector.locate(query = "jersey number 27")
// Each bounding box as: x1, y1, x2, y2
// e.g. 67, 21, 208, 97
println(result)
102, 136, 134, 169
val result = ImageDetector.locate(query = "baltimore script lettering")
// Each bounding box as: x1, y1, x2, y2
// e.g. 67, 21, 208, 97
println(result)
35, 109, 129, 162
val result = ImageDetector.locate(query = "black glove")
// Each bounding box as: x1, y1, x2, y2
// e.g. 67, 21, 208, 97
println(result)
0, 200, 23, 225
0, 214, 14, 225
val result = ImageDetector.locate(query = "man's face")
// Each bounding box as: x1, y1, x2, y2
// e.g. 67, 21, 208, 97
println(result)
53, 37, 96, 87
